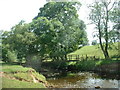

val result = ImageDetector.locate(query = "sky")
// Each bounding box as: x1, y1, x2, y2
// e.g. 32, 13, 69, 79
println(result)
0, 0, 96, 44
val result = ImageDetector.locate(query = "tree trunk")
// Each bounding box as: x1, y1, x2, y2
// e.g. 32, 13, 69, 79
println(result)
98, 20, 109, 59
104, 9, 109, 59
25, 54, 42, 71
64, 54, 67, 61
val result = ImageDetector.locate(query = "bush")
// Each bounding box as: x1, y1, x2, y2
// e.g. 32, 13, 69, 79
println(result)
75, 60, 96, 71
92, 40, 97, 45
25, 55, 42, 71
2, 45, 8, 62
42, 60, 68, 70
7, 50, 18, 63
50, 61, 68, 70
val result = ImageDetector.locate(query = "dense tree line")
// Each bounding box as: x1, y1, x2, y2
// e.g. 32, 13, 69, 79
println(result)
2, 0, 119, 66
2, 2, 88, 65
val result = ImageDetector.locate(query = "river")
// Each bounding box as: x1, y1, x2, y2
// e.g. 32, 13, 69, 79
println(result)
47, 72, 119, 88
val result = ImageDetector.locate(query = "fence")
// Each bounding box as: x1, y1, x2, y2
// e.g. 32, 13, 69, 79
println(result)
67, 54, 100, 62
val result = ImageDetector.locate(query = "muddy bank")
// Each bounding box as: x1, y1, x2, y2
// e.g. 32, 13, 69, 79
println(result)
94, 62, 120, 80
95, 62, 120, 73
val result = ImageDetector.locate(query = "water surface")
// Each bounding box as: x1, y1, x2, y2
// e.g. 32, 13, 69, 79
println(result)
47, 72, 119, 88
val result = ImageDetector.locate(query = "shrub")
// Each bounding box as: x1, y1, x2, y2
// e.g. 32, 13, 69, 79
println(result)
7, 50, 18, 63
75, 60, 96, 71
25, 55, 42, 71
42, 60, 68, 70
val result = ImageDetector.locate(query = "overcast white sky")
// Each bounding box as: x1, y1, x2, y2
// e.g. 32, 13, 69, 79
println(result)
0, 0, 96, 44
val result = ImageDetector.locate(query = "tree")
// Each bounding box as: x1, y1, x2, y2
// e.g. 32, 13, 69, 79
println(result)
2, 2, 88, 65
92, 40, 97, 45
30, 17, 58, 58
109, 1, 120, 43
32, 2, 88, 61
89, 0, 116, 59
2, 21, 37, 63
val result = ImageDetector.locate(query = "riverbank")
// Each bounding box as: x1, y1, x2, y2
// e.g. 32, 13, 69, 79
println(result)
41, 60, 120, 88
1, 62, 53, 88
42, 59, 120, 80
1, 60, 119, 88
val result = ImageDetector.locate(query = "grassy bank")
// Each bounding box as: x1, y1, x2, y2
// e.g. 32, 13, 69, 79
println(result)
69, 42, 119, 59
1, 61, 47, 88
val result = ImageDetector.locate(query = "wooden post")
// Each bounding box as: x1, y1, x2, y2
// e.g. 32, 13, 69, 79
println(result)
76, 55, 77, 60
71, 55, 72, 60
68, 55, 70, 60
78, 55, 80, 60
82, 55, 84, 61
68, 55, 71, 60
94, 56, 95, 60
86, 55, 88, 61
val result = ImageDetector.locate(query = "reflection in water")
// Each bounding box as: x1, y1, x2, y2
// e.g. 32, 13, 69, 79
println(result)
47, 72, 119, 88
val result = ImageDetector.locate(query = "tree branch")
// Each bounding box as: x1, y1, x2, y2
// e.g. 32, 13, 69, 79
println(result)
108, 2, 116, 11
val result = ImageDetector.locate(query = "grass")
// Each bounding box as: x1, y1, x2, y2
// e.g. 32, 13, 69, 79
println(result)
95, 59, 120, 66
13, 72, 46, 82
1, 61, 46, 88
66, 73, 76, 77
32, 71, 46, 81
2, 77, 45, 88
66, 59, 120, 72
69, 42, 119, 59
1, 61, 34, 73
2, 64, 33, 73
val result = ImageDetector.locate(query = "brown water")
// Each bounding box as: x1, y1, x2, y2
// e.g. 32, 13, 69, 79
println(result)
47, 72, 119, 88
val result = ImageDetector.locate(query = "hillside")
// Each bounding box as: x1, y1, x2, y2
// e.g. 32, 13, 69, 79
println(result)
69, 42, 119, 59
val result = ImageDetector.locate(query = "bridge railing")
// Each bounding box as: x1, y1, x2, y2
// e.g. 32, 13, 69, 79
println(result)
67, 54, 100, 61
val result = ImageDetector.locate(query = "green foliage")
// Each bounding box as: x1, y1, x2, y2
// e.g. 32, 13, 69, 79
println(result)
67, 59, 120, 71
32, 2, 88, 61
7, 50, 17, 63
2, 45, 8, 62
92, 40, 97, 45
89, 0, 118, 59
96, 60, 120, 66
66, 73, 76, 77
2, 21, 37, 63
42, 61, 68, 70
2, 1, 88, 65
108, 30, 119, 43
75, 60, 96, 71
1, 2, 88, 71
110, 2, 120, 34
